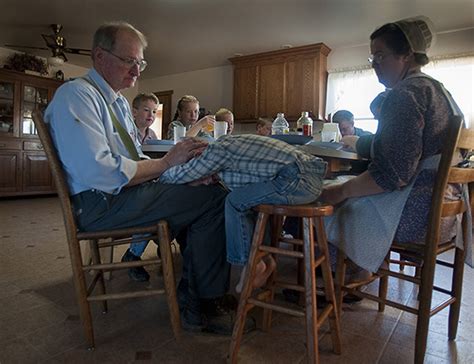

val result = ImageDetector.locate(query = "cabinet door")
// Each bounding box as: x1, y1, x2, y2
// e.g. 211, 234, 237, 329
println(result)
233, 66, 258, 121
0, 77, 20, 138
0, 151, 21, 193
21, 84, 49, 138
286, 58, 316, 119
258, 62, 285, 118
22, 151, 54, 192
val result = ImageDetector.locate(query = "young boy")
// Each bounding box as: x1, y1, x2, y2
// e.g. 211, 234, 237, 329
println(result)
160, 134, 327, 292
132, 93, 159, 144
256, 118, 273, 136
121, 93, 160, 282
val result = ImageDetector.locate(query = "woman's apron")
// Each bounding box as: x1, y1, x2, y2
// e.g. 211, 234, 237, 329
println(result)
324, 72, 472, 272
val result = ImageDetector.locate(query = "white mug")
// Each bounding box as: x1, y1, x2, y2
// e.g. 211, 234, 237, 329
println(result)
214, 121, 228, 139
173, 125, 186, 144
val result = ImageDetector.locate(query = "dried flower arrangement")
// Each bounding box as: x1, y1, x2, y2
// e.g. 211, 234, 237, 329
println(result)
4, 53, 48, 75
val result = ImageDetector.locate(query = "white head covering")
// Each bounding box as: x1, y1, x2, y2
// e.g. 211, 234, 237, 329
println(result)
393, 16, 436, 54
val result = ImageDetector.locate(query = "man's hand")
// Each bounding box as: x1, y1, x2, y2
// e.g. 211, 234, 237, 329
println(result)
162, 138, 208, 168
341, 135, 359, 152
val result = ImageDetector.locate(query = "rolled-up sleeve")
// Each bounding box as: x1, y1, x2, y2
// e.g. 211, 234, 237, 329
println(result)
45, 82, 137, 195
369, 88, 425, 191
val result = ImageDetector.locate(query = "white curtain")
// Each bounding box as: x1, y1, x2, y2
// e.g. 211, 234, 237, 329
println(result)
326, 53, 474, 129
423, 54, 474, 127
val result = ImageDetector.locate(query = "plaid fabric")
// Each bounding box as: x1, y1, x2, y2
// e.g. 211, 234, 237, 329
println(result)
160, 134, 319, 190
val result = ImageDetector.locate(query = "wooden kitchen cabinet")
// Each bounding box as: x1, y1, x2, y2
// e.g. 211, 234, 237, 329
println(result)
0, 68, 62, 197
229, 43, 331, 123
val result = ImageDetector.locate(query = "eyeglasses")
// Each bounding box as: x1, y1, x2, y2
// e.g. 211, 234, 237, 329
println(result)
103, 49, 148, 71
368, 53, 393, 65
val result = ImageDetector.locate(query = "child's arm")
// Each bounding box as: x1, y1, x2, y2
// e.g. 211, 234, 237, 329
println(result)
160, 143, 227, 184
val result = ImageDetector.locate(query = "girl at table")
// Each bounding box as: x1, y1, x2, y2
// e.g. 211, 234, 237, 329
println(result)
167, 95, 215, 140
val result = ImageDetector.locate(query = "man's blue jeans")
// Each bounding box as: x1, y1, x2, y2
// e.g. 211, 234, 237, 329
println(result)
225, 160, 325, 266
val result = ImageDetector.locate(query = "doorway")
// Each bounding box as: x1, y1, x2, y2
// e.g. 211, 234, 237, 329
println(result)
151, 90, 173, 139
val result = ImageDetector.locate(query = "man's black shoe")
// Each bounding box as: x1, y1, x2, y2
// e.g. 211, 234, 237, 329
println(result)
121, 249, 150, 282
201, 298, 256, 336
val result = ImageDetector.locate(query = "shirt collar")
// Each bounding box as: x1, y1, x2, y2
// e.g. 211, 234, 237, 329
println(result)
88, 68, 121, 105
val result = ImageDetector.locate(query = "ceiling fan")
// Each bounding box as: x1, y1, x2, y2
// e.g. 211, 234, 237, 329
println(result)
5, 24, 91, 63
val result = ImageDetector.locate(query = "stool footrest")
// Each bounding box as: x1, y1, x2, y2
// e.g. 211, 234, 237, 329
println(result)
247, 298, 305, 317
259, 245, 304, 258
275, 280, 305, 292
280, 237, 303, 246
87, 289, 165, 301
317, 304, 334, 329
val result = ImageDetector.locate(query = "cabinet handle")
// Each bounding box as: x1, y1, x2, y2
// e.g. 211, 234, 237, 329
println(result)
36, 144, 43, 150
0, 143, 6, 148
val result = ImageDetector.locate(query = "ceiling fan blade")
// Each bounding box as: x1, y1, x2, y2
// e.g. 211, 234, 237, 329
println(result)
63, 47, 92, 56
4, 44, 49, 51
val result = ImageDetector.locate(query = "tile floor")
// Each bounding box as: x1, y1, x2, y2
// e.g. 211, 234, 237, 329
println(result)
0, 196, 473, 363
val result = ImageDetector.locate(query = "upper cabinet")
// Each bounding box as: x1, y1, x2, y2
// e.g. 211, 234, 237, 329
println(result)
0, 69, 62, 197
229, 43, 331, 122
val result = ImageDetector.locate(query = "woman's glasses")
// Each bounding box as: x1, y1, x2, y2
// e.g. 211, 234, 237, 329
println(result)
368, 52, 393, 65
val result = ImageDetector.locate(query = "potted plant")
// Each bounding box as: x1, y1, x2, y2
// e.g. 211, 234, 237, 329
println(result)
4, 53, 48, 76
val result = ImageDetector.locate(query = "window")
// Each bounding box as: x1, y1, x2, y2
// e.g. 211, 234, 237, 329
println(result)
326, 53, 474, 131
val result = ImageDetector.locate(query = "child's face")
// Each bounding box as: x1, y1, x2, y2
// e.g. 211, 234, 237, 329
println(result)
133, 100, 158, 129
217, 113, 234, 134
256, 122, 272, 136
179, 101, 200, 126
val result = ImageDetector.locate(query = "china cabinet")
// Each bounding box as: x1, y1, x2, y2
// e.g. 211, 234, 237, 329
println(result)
229, 43, 331, 123
0, 68, 62, 197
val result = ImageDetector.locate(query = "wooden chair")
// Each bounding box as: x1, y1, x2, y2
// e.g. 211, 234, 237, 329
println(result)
32, 111, 181, 349
230, 203, 341, 364
335, 115, 472, 363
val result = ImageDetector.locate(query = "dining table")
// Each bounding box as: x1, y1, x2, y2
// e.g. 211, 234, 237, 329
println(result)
142, 139, 366, 175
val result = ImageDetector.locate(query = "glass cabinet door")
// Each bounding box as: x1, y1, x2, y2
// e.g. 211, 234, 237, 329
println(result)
22, 85, 49, 136
0, 81, 15, 136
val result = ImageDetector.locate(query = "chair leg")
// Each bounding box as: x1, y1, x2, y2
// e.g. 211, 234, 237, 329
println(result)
103, 245, 114, 280
334, 252, 346, 319
314, 217, 341, 355
157, 223, 181, 342
73, 242, 95, 349
414, 259, 436, 364
378, 256, 389, 312
302, 217, 319, 364
89, 239, 108, 313
262, 215, 282, 331
230, 212, 269, 364
448, 247, 465, 340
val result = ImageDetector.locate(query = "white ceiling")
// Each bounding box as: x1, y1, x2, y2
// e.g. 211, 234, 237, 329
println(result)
1, 0, 473, 79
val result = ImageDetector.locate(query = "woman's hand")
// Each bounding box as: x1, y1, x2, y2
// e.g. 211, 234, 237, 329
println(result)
188, 174, 220, 186
319, 184, 348, 206
162, 138, 208, 167
341, 135, 359, 152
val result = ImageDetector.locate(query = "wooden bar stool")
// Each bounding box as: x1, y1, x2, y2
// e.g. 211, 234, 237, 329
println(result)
229, 203, 341, 364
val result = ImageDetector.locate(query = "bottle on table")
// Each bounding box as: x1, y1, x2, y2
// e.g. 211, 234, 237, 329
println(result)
296, 111, 313, 136
271, 113, 289, 135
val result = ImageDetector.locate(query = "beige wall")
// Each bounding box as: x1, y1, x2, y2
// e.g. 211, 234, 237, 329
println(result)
138, 65, 233, 117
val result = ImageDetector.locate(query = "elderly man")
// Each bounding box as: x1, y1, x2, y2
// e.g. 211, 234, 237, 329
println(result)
332, 110, 372, 137
44, 21, 250, 335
